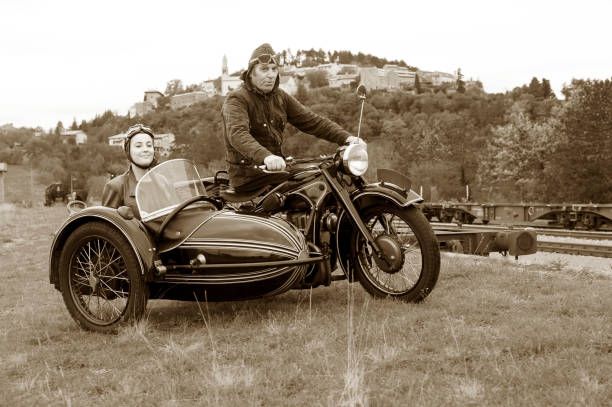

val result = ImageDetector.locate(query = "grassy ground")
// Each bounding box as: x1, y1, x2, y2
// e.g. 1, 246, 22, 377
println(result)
1, 204, 611, 406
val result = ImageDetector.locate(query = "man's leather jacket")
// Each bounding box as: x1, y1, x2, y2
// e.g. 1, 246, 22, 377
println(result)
221, 77, 351, 188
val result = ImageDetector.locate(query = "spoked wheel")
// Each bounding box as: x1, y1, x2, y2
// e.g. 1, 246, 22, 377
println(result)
351, 204, 440, 302
58, 222, 147, 332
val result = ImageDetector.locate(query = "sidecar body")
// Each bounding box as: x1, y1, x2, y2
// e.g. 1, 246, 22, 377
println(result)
49, 159, 319, 331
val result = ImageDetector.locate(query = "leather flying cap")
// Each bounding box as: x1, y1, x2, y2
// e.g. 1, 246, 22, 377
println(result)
240, 43, 278, 81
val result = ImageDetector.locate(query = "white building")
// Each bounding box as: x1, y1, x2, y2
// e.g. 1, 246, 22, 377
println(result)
61, 130, 88, 144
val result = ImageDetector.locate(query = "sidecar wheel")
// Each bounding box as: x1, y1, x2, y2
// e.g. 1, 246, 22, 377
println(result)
351, 205, 440, 302
58, 221, 147, 332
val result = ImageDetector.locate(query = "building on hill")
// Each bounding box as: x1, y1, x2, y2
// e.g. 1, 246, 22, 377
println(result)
329, 74, 359, 88
220, 54, 243, 95
129, 90, 164, 117
430, 71, 457, 86
417, 71, 457, 87
60, 130, 87, 144
360, 67, 399, 90
108, 132, 175, 157
384, 65, 416, 85
170, 91, 209, 109
221, 75, 242, 95
359, 65, 416, 91
201, 80, 217, 95
311, 63, 359, 75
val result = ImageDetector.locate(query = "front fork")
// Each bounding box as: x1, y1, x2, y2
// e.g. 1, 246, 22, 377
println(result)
320, 168, 391, 267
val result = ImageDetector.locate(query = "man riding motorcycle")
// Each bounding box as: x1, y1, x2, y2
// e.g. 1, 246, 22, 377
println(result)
221, 42, 364, 192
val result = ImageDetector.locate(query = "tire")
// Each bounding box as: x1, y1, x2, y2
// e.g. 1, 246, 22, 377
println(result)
58, 221, 147, 332
351, 204, 440, 302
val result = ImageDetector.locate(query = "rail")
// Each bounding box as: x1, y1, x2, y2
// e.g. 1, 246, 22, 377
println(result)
537, 241, 612, 258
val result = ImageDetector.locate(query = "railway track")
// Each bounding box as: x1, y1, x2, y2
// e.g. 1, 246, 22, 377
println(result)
537, 241, 612, 258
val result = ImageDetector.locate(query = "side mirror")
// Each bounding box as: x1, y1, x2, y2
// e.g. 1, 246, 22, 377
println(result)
357, 84, 367, 99
67, 200, 87, 215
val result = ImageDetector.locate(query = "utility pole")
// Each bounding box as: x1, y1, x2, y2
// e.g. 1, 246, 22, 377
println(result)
0, 162, 7, 203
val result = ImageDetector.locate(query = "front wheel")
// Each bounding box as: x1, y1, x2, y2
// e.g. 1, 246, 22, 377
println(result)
58, 221, 147, 332
350, 204, 440, 302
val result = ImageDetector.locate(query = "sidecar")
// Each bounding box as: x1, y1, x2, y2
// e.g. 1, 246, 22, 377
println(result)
49, 159, 321, 332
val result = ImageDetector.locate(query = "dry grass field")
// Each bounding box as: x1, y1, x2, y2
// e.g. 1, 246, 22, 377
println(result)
1, 167, 611, 406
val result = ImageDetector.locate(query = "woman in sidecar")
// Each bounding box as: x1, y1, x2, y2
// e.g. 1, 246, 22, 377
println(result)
49, 158, 319, 332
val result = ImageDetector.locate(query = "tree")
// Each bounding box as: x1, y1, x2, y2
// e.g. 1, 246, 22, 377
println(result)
528, 77, 542, 97
213, 77, 222, 93
184, 83, 202, 93
480, 108, 556, 201
36, 156, 67, 185
70, 118, 78, 130
154, 95, 171, 111
165, 79, 184, 96
414, 74, 422, 94
295, 81, 308, 103
55, 121, 64, 135
456, 68, 465, 93
543, 79, 612, 202
541, 78, 554, 98
305, 70, 329, 88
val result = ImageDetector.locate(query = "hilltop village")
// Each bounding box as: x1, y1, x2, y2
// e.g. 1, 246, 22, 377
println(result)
129, 54, 472, 116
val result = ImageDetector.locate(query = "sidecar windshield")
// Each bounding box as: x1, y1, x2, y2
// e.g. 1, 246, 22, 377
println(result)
136, 159, 207, 222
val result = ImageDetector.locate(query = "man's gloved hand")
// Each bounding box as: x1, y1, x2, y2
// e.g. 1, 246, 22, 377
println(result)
346, 136, 367, 146
263, 154, 286, 171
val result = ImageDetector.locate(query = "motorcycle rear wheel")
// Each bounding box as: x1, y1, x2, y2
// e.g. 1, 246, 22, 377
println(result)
351, 204, 440, 302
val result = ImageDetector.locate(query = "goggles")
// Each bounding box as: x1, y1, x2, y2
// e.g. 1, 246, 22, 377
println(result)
126, 123, 154, 139
249, 53, 281, 66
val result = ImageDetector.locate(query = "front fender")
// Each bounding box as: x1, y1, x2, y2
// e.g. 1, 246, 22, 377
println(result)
49, 206, 157, 290
334, 180, 423, 279
350, 183, 423, 209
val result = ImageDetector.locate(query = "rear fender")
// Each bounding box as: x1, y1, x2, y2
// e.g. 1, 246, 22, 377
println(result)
49, 206, 157, 290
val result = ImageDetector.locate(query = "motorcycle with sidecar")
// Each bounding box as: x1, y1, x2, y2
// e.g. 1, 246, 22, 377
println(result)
49, 87, 440, 333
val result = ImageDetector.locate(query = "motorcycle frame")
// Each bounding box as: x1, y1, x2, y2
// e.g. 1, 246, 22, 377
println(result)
252, 161, 424, 277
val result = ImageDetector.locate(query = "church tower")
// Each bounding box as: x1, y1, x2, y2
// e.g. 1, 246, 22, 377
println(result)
222, 55, 228, 76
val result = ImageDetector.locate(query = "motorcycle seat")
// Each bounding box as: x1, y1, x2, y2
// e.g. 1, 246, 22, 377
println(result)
220, 186, 270, 203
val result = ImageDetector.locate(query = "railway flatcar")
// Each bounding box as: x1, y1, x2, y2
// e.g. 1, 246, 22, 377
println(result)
421, 202, 612, 230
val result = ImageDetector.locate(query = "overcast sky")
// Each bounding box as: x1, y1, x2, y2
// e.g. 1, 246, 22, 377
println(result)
1, 0, 611, 130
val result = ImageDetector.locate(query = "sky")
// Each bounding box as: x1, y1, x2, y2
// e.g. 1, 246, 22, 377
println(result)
1, 0, 611, 130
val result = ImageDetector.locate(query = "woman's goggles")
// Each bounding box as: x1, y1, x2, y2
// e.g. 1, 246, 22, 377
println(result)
249, 53, 281, 66
126, 124, 154, 139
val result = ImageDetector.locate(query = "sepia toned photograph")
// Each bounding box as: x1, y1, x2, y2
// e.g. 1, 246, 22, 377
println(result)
1, 0, 611, 405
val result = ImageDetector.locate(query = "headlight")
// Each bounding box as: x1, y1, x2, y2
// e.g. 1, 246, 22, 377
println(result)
342, 144, 368, 176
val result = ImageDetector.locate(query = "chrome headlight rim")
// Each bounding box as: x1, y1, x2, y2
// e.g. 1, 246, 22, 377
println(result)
342, 144, 368, 176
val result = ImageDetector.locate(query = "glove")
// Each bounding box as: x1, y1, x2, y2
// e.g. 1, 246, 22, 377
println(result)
263, 155, 286, 171
346, 136, 366, 146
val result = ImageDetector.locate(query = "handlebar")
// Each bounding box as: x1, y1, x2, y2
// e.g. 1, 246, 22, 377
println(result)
254, 151, 339, 173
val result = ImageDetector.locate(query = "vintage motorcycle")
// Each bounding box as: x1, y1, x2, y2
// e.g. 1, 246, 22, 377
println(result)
205, 85, 440, 301
49, 87, 440, 333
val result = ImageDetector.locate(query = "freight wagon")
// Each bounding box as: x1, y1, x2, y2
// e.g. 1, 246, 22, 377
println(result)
421, 202, 612, 230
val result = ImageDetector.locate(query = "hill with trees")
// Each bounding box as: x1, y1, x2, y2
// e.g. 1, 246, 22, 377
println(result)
2, 75, 611, 204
